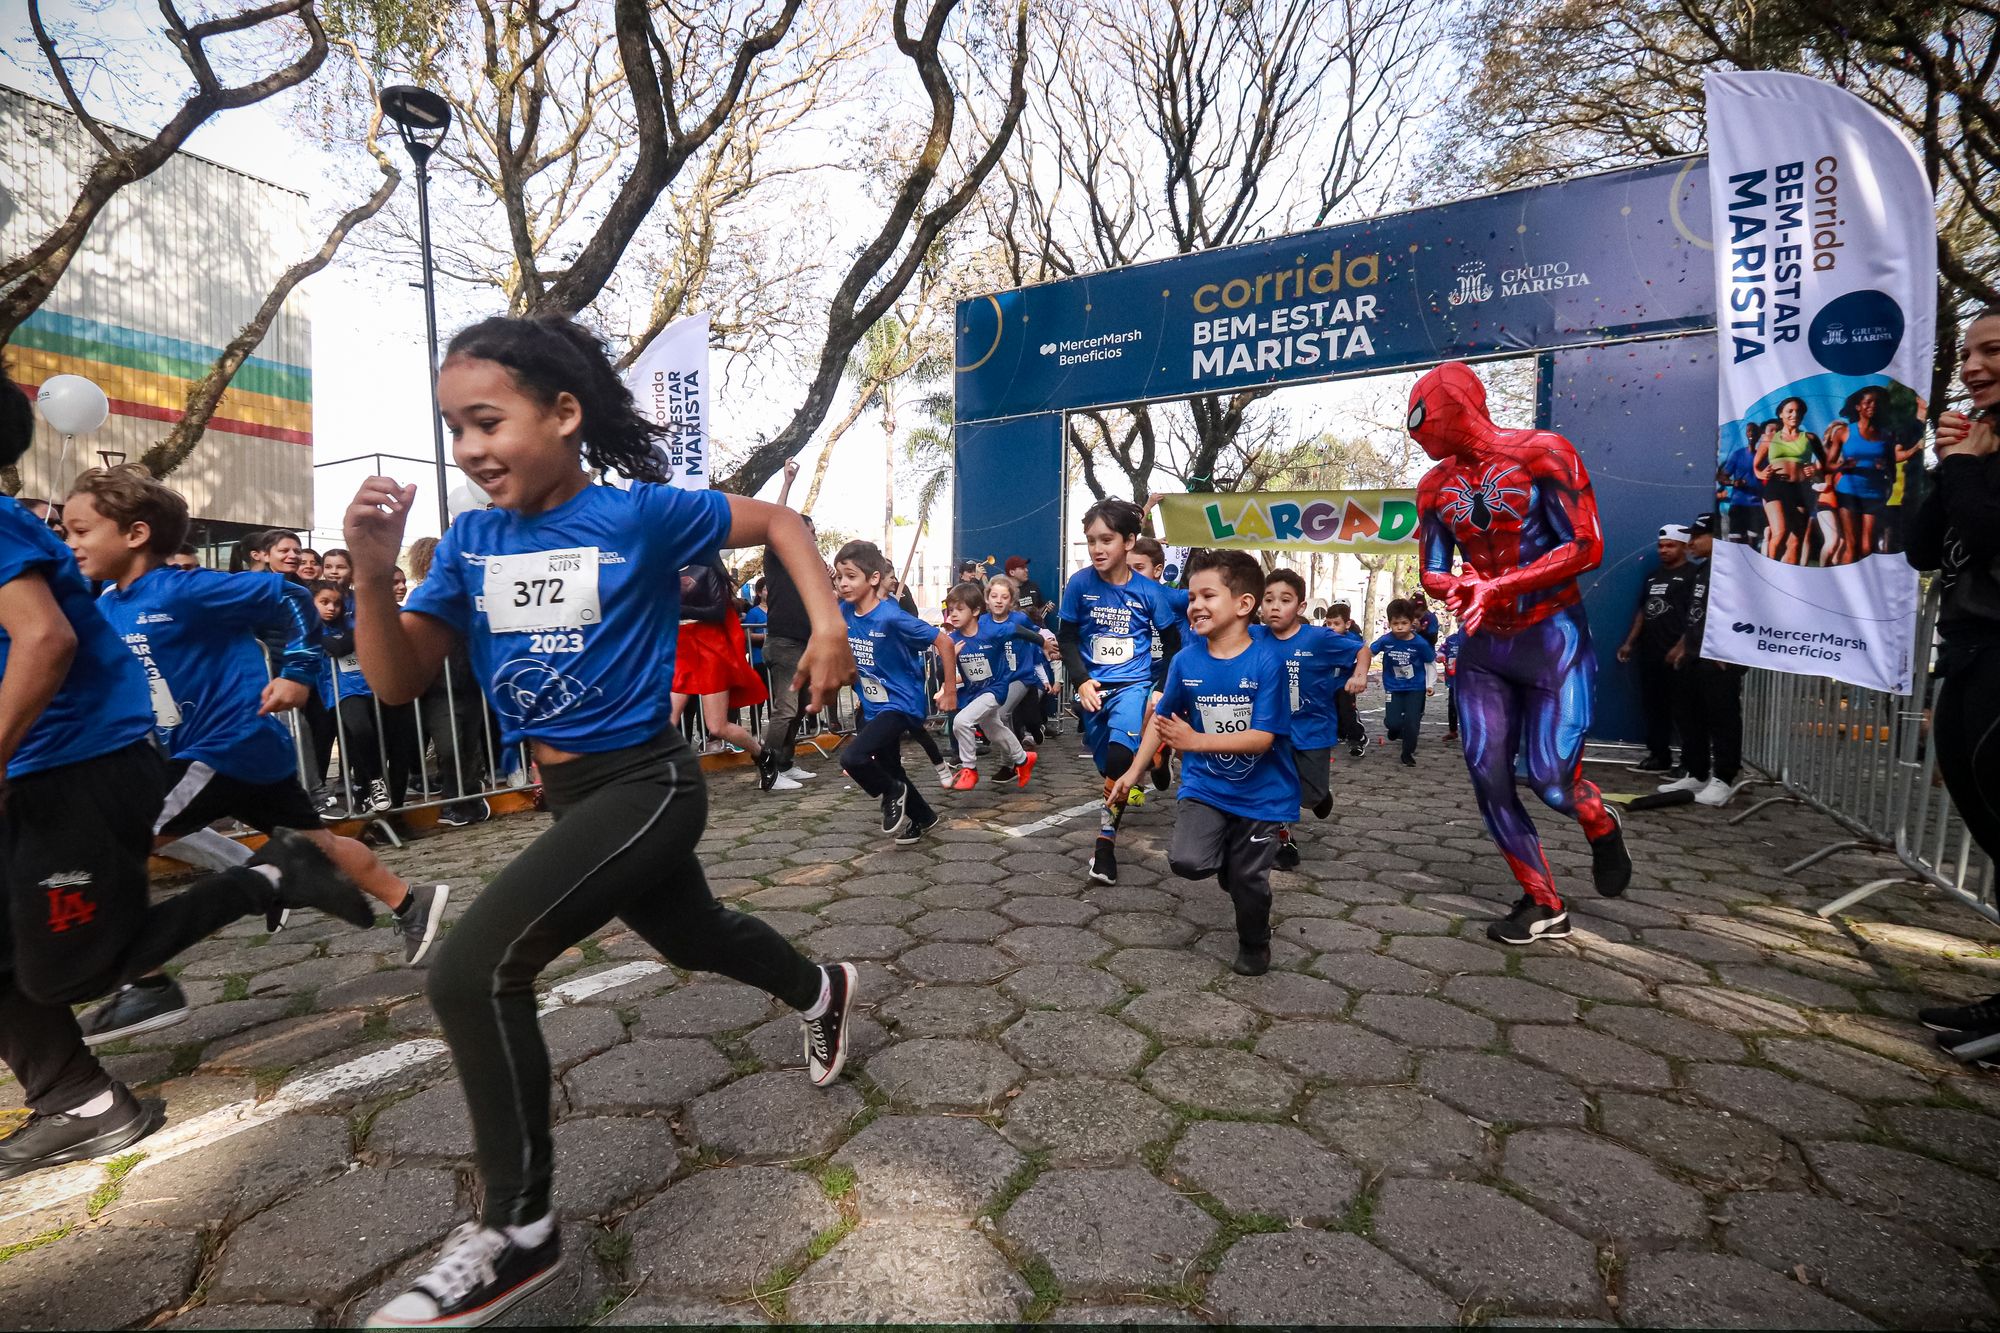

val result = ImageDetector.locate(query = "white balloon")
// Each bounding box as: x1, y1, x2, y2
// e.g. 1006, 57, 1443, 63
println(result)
35, 374, 110, 436
445, 480, 488, 520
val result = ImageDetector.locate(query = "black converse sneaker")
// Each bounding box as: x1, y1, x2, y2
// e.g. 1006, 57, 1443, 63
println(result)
1919, 993, 2000, 1034
802, 962, 859, 1086
896, 809, 939, 846
365, 1221, 561, 1328
1487, 895, 1572, 945
879, 784, 911, 838
1089, 838, 1118, 885
79, 977, 189, 1047
1590, 807, 1633, 898
397, 883, 451, 966
0, 1084, 156, 1182
755, 743, 782, 792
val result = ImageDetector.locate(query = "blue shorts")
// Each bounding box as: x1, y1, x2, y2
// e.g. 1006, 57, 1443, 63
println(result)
1081, 682, 1149, 774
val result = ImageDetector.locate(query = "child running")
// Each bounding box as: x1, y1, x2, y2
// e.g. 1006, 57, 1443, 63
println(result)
1372, 598, 1438, 766
990, 574, 1054, 747
1442, 623, 1466, 742
1255, 568, 1354, 870
942, 581, 1045, 789
1111, 550, 1295, 976
837, 541, 958, 840
1327, 602, 1371, 756
1129, 537, 1191, 795
1058, 499, 1183, 885
343, 315, 861, 1327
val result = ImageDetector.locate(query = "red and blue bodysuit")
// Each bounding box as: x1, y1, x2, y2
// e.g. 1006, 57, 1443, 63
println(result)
1411, 363, 1631, 914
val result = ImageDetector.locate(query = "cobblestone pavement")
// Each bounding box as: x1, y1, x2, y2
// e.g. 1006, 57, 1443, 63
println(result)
6, 708, 2000, 1328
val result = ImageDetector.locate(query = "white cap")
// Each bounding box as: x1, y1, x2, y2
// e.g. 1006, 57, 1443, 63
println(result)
1658, 524, 1691, 544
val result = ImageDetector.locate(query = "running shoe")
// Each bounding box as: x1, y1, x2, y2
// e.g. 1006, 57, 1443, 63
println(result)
879, 784, 911, 837
1312, 793, 1334, 820
950, 768, 979, 792
1015, 752, 1038, 788
0, 1084, 155, 1183
782, 766, 817, 782
1589, 808, 1633, 898
1273, 841, 1301, 871
1693, 777, 1740, 807
1089, 838, 1118, 885
365, 1221, 561, 1328
802, 961, 859, 1086
398, 883, 451, 966
1918, 994, 2000, 1033
1400, 755, 1417, 767
436, 798, 491, 828
1487, 895, 1572, 945
993, 763, 1018, 784
934, 762, 956, 790
1232, 944, 1271, 977
1150, 754, 1173, 791
896, 809, 939, 845
267, 905, 291, 934
1126, 788, 1147, 807
1349, 743, 1366, 758
365, 778, 393, 813
79, 978, 189, 1047
755, 744, 782, 792
770, 774, 804, 792
1657, 773, 1706, 794
252, 829, 376, 929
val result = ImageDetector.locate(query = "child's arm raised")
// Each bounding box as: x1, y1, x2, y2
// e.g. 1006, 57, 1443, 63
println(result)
344, 478, 457, 706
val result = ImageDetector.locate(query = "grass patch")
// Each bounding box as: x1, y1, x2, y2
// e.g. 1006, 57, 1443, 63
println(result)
0, 1222, 76, 1265
86, 1151, 146, 1219
751, 1214, 856, 1320
221, 975, 250, 1003
577, 938, 609, 966
165, 1042, 206, 1080
360, 1011, 392, 1042
979, 1152, 1046, 1221
816, 1163, 856, 1199
1336, 1185, 1378, 1237
728, 1051, 763, 1078
1019, 1254, 1062, 1321
252, 1066, 294, 1099
592, 1228, 633, 1269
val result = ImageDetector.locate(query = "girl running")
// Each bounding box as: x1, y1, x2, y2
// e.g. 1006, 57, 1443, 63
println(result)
344, 315, 860, 1328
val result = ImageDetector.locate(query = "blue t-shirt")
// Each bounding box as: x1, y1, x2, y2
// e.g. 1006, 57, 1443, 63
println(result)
1834, 426, 1894, 500
1324, 628, 1363, 672
949, 612, 1038, 704
318, 620, 372, 708
843, 599, 937, 720
1058, 567, 1182, 687
1156, 635, 1298, 823
742, 606, 767, 667
96, 566, 319, 785
0, 500, 152, 777
990, 610, 1044, 688
1720, 442, 1763, 507
1370, 633, 1436, 693
1253, 623, 1347, 751
404, 481, 732, 751
1441, 630, 1466, 679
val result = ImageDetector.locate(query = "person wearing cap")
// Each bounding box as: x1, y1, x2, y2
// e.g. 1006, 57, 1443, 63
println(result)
1617, 523, 1695, 771
1004, 556, 1046, 623
1660, 513, 1748, 805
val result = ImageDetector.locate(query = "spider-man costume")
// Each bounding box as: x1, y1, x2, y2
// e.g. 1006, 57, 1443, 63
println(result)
1412, 362, 1630, 914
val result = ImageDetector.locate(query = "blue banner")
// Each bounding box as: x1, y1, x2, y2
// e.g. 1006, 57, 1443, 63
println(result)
956, 158, 1714, 422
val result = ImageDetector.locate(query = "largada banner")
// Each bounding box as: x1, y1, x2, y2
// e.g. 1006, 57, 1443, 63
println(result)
1158, 490, 1418, 555
620, 311, 710, 490
1704, 71, 1928, 691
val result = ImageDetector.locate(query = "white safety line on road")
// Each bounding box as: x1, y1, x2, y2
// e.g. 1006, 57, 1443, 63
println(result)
0, 959, 666, 1227
995, 798, 1107, 839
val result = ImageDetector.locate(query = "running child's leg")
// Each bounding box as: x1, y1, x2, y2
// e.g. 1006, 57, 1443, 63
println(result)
952, 692, 999, 768
700, 690, 765, 758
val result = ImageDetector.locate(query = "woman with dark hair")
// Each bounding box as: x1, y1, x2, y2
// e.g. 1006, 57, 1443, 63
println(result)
1824, 385, 1900, 562
228, 529, 273, 573
1752, 397, 1821, 564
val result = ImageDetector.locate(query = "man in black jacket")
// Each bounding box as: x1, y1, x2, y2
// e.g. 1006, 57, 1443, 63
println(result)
1661, 513, 1748, 807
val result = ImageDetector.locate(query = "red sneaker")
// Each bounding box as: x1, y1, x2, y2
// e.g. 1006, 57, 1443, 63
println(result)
950, 767, 979, 792
1016, 751, 1038, 788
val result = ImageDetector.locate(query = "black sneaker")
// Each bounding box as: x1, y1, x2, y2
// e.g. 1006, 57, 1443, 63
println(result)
802, 961, 858, 1086
994, 763, 1020, 784
1233, 945, 1271, 976
1274, 841, 1301, 871
252, 829, 377, 929
79, 977, 189, 1048
1089, 838, 1118, 885
896, 809, 939, 846
1487, 896, 1572, 945
1312, 793, 1334, 820
1151, 756, 1173, 791
879, 784, 911, 837
755, 743, 782, 792
1349, 743, 1366, 758
398, 883, 451, 966
436, 798, 490, 828
0, 1084, 156, 1182
365, 1221, 562, 1327
366, 778, 393, 813
1634, 755, 1674, 773
1400, 755, 1417, 767
1919, 994, 2000, 1033
1590, 808, 1633, 898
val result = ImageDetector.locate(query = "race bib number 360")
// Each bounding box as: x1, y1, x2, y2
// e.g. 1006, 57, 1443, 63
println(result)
1197, 700, 1254, 735
483, 547, 603, 634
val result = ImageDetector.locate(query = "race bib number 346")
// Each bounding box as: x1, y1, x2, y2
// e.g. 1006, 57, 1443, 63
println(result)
483, 547, 603, 634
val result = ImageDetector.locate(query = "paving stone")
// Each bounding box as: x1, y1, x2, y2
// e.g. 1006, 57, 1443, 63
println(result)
738, 1010, 886, 1073
1576, 938, 1711, 986
818, 895, 920, 925
314, 967, 427, 1010
1386, 935, 1507, 974
1104, 947, 1225, 989
1351, 994, 1497, 1049
1205, 1230, 1457, 1325
1054, 1303, 1199, 1324
1311, 951, 1439, 993
203, 1012, 368, 1070
799, 923, 915, 960
996, 925, 1110, 964
1000, 963, 1128, 1011
551, 1115, 679, 1216
115, 1114, 351, 1227
1510, 1025, 1671, 1090
1418, 1052, 1589, 1126
1352, 903, 1456, 934
1716, 963, 1861, 1010
908, 908, 1010, 942
788, 1223, 1030, 1322
1000, 1166, 1216, 1294
1759, 1036, 1935, 1102
1084, 911, 1191, 950
1802, 1140, 2000, 1249
1595, 1092, 1805, 1188
1722, 1191, 1996, 1328
1118, 988, 1260, 1043
633, 984, 776, 1036
832, 1115, 1025, 1218
1373, 1178, 1604, 1316
1257, 1021, 1411, 1082
180, 943, 317, 980
563, 1038, 730, 1113
1002, 1077, 1179, 1163
878, 984, 1020, 1037
625, 1166, 838, 1295
866, 1038, 1022, 1109
686, 1070, 865, 1162
1580, 1003, 1746, 1061
899, 942, 1016, 983
1275, 917, 1380, 952
597, 1296, 768, 1324
162, 1304, 318, 1329
1001, 1010, 1151, 1075
1142, 1045, 1301, 1116
1502, 1128, 1708, 1245
1878, 1105, 2000, 1174
1221, 970, 1351, 1018
1519, 957, 1651, 1002
1657, 983, 1813, 1034
998, 895, 1099, 926
1166, 1120, 1359, 1223
536, 1003, 628, 1071
0, 1227, 203, 1329
1191, 929, 1311, 970
1618, 1251, 1874, 1330
746, 883, 835, 911
1683, 1062, 1870, 1138
1640, 927, 1763, 964
1301, 1085, 1491, 1175
840, 872, 927, 897
1430, 975, 1572, 1024
211, 1167, 459, 1302
750, 909, 818, 939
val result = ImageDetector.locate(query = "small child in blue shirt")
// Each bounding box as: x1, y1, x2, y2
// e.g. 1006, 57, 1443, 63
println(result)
837, 540, 958, 843
1442, 627, 1466, 741
1113, 549, 1296, 977
1326, 602, 1371, 756
1371, 598, 1437, 765
1255, 568, 1360, 870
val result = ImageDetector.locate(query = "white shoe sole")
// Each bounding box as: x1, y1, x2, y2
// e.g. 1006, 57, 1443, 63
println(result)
82, 1006, 189, 1048
403, 885, 451, 967
363, 1258, 563, 1328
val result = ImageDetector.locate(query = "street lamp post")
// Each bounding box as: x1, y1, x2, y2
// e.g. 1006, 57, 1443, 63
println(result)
379, 85, 454, 530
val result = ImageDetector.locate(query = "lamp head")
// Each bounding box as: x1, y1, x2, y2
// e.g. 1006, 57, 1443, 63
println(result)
379, 85, 451, 162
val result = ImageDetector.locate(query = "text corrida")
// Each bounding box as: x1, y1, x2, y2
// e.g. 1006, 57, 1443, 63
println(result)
1188, 250, 1382, 382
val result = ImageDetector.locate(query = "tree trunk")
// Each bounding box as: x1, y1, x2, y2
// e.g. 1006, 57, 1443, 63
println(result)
881, 386, 898, 553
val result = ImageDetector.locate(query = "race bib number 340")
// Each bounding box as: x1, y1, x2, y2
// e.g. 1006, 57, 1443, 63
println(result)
483, 547, 603, 634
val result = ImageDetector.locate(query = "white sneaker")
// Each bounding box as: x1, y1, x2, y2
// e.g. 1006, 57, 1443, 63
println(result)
1657, 774, 1706, 794
935, 762, 956, 789
782, 766, 817, 782
769, 774, 804, 792
1693, 776, 1738, 807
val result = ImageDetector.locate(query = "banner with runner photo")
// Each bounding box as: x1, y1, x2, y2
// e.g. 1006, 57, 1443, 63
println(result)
1157, 488, 1418, 555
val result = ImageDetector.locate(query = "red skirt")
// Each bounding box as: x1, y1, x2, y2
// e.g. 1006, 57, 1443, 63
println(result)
674, 609, 769, 708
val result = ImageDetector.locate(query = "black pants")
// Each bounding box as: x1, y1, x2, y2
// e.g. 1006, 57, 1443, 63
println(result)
1446, 683, 1459, 732
301, 695, 336, 786
336, 694, 420, 803
1384, 691, 1425, 760
840, 711, 937, 825
427, 731, 820, 1227
422, 662, 491, 800
1673, 662, 1744, 783
1935, 644, 2000, 862
1168, 799, 1277, 948
1636, 653, 1677, 764
1334, 691, 1365, 746
0, 742, 267, 1114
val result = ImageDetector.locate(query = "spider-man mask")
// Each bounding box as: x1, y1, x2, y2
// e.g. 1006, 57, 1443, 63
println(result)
1407, 362, 1492, 461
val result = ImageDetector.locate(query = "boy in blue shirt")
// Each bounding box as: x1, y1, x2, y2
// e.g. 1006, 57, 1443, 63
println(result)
943, 582, 1044, 789
1372, 598, 1438, 766
837, 541, 958, 842
1129, 537, 1191, 797
1112, 549, 1295, 976
1058, 499, 1183, 885
1441, 625, 1467, 742
1326, 602, 1371, 756
1257, 569, 1361, 870
0, 373, 370, 1184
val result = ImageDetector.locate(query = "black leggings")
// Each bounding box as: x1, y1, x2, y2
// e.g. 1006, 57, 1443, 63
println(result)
336, 694, 420, 803
1934, 644, 2000, 862
840, 711, 937, 824
426, 731, 821, 1227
